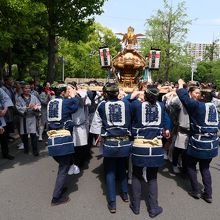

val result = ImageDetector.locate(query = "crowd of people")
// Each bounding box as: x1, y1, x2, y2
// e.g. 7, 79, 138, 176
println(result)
0, 78, 54, 158
0, 76, 220, 217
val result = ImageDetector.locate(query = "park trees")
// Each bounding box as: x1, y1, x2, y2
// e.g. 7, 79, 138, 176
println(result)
204, 39, 220, 61
56, 22, 121, 80
194, 60, 220, 89
142, 0, 192, 81
32, 0, 106, 82
0, 0, 106, 81
0, 0, 47, 80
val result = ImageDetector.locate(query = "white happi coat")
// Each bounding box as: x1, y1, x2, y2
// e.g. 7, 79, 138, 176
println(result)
170, 96, 190, 149
39, 91, 51, 125
212, 97, 220, 137
16, 94, 41, 134
72, 90, 91, 146
0, 88, 14, 127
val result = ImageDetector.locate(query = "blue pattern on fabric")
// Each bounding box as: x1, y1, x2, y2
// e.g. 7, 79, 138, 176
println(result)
145, 104, 159, 123
208, 105, 218, 123
108, 103, 123, 123
48, 100, 60, 119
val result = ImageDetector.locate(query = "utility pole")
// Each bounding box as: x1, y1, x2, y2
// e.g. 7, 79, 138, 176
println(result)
191, 61, 197, 81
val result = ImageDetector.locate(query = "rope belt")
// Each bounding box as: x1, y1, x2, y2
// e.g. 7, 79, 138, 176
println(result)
133, 138, 162, 147
178, 126, 191, 135
193, 133, 216, 138
47, 129, 71, 137
104, 136, 130, 141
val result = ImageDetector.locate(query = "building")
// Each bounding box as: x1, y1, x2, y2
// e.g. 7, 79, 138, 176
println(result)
186, 42, 220, 61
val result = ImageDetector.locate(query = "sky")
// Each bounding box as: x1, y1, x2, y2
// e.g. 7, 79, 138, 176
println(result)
95, 0, 220, 43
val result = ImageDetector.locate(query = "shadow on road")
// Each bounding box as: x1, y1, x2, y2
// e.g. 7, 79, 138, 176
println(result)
159, 160, 204, 193
0, 139, 48, 173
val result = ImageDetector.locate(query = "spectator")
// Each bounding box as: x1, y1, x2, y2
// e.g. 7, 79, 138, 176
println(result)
0, 88, 14, 160
16, 82, 41, 156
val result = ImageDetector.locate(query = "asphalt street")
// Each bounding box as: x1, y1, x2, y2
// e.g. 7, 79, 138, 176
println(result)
0, 140, 220, 220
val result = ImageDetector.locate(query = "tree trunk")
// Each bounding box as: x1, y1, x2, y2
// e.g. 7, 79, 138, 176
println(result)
47, 0, 56, 83
7, 47, 12, 77
48, 31, 56, 83
164, 49, 170, 81
164, 19, 172, 81
17, 64, 26, 80
0, 62, 3, 80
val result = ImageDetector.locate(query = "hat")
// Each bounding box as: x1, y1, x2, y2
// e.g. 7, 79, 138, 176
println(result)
200, 83, 213, 93
21, 81, 30, 87
188, 81, 200, 87
145, 87, 159, 97
103, 82, 119, 93
57, 83, 67, 89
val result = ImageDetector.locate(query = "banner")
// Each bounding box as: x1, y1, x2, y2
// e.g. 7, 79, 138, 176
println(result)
99, 47, 111, 68
148, 49, 160, 70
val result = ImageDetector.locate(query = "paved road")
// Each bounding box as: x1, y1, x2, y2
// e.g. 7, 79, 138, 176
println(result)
0, 140, 220, 220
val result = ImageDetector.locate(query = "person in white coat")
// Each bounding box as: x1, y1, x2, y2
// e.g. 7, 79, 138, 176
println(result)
16, 83, 41, 156
68, 82, 91, 169
0, 88, 14, 159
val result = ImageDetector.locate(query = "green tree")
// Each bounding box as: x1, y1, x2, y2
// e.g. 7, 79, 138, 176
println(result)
56, 23, 120, 80
212, 60, 220, 89
194, 60, 220, 89
142, 0, 192, 81
32, 0, 106, 82
204, 39, 220, 61
0, 0, 47, 79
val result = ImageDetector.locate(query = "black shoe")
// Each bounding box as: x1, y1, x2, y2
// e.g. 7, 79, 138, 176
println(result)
120, 193, 129, 202
61, 187, 68, 195
51, 196, 70, 206
3, 155, 14, 160
107, 201, 116, 214
149, 206, 163, 218
188, 191, 201, 199
33, 153, 39, 157
201, 193, 212, 203
129, 204, 140, 215
8, 136, 15, 141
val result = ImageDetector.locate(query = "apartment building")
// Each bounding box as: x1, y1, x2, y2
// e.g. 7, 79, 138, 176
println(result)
186, 42, 220, 61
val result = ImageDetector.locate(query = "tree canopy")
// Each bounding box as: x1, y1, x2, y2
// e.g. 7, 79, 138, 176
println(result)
0, 0, 107, 81
1, 0, 220, 87
142, 0, 192, 81
56, 22, 121, 80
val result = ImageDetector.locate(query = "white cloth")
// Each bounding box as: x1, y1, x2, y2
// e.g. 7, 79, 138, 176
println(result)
72, 124, 88, 146
39, 91, 51, 125
169, 96, 190, 149
175, 132, 189, 150
16, 95, 41, 134
90, 107, 102, 135
72, 90, 90, 147
0, 88, 14, 127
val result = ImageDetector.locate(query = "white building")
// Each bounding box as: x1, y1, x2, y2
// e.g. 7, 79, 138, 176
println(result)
186, 42, 220, 61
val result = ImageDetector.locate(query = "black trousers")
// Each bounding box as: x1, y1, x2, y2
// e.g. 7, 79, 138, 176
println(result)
187, 155, 212, 197
172, 147, 187, 171
131, 166, 159, 212
21, 133, 38, 155
73, 145, 88, 168
52, 154, 72, 199
0, 127, 9, 157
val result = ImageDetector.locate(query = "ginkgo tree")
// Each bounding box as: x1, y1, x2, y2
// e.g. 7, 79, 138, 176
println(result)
142, 0, 192, 81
